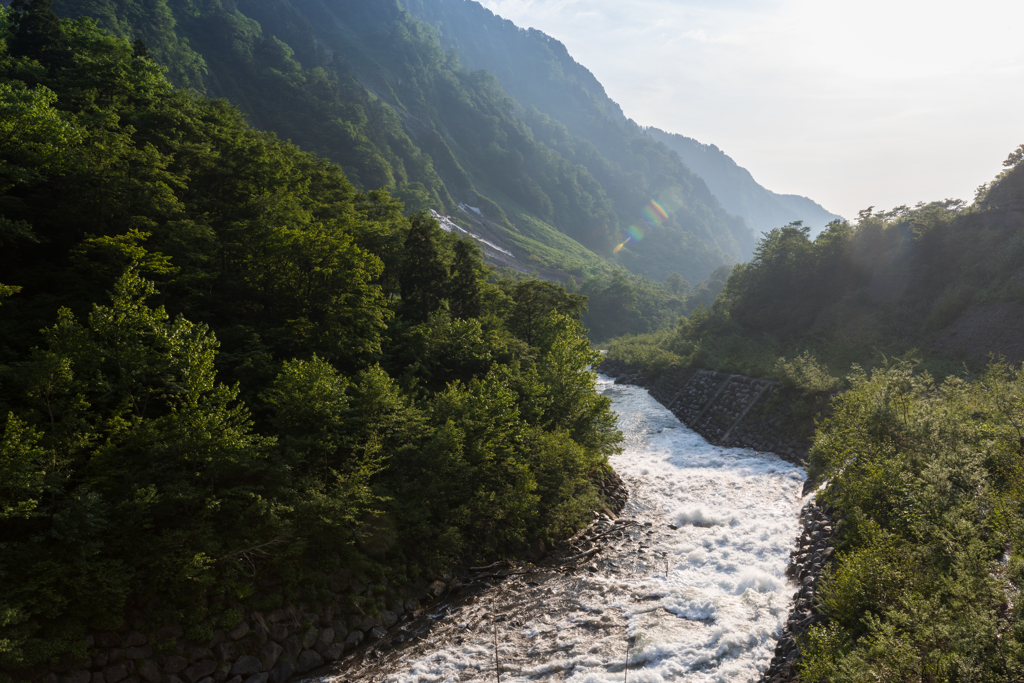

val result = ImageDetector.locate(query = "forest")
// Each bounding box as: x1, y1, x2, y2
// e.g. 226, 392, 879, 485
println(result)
0, 5, 624, 676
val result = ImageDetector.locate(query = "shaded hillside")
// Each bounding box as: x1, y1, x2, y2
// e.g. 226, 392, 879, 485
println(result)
44, 0, 754, 283
400, 0, 756, 278
647, 127, 842, 235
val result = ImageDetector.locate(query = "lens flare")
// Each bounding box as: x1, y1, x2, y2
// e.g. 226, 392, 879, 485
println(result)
642, 200, 669, 226
628, 225, 644, 241
613, 240, 628, 254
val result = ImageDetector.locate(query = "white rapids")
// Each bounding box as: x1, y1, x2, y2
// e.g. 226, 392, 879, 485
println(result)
324, 375, 806, 682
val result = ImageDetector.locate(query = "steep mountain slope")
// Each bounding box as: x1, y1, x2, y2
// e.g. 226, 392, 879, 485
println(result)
46, 0, 756, 282
646, 127, 842, 235
400, 0, 756, 274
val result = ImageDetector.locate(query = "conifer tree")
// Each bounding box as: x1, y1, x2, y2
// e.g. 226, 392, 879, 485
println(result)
399, 212, 447, 322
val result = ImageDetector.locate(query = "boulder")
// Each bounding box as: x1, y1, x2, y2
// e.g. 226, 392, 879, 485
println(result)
321, 644, 345, 662
260, 642, 283, 672
104, 664, 128, 683
313, 628, 333, 654
267, 625, 288, 643
123, 633, 148, 648
137, 661, 161, 683
295, 651, 322, 673
182, 660, 217, 683
243, 675, 268, 683
163, 656, 188, 674
282, 635, 302, 662
228, 623, 250, 642
268, 662, 293, 683
229, 656, 261, 676
300, 627, 318, 650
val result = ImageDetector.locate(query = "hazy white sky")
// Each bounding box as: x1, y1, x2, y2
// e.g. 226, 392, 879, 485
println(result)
477, 0, 1024, 220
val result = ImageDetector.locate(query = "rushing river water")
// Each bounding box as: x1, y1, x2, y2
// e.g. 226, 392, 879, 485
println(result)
325, 376, 807, 683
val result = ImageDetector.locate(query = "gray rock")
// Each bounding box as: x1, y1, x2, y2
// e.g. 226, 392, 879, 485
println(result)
267, 624, 288, 643
313, 628, 333, 654
358, 615, 381, 633
300, 613, 318, 627
104, 663, 128, 683
109, 649, 126, 663
330, 621, 348, 640
94, 652, 110, 668
126, 646, 153, 660
213, 642, 237, 662
124, 633, 148, 648
92, 674, 105, 683
208, 631, 225, 649
282, 635, 301, 662
44, 674, 59, 683
403, 599, 418, 613
183, 659, 217, 683
260, 641, 283, 672
164, 677, 184, 683
369, 626, 388, 641
296, 651, 322, 673
184, 647, 213, 664
137, 660, 162, 683
163, 656, 188, 674
244, 675, 268, 683
321, 644, 345, 662
380, 611, 398, 628
344, 631, 363, 649
428, 581, 445, 597
229, 656, 261, 676
64, 670, 91, 683
268, 662, 293, 683
265, 610, 286, 624
227, 623, 250, 642
388, 600, 405, 616
225, 677, 242, 683
213, 662, 231, 681
197, 678, 213, 683
300, 627, 318, 650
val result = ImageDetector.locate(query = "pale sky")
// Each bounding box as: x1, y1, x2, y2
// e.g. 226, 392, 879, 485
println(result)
477, 0, 1024, 221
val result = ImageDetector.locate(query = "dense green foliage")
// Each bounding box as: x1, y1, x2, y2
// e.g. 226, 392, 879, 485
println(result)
0, 10, 621, 675
608, 147, 1024, 387
800, 361, 1024, 681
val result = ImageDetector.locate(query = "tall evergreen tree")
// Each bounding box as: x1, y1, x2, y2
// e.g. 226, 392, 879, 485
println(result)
448, 239, 482, 320
399, 212, 447, 322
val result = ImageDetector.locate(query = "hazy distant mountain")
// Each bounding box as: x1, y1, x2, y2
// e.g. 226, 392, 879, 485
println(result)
646, 128, 843, 235
401, 0, 839, 240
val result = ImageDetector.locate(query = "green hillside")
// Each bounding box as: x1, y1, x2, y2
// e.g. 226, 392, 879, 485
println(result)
42, 0, 753, 283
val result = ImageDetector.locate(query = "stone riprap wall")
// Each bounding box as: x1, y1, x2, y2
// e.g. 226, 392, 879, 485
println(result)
760, 499, 837, 683
28, 584, 432, 683
18, 470, 630, 683
600, 360, 813, 465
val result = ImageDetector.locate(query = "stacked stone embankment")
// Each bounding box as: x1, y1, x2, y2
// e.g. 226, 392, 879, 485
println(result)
19, 453, 630, 683
25, 583, 431, 683
600, 360, 813, 465
599, 359, 835, 683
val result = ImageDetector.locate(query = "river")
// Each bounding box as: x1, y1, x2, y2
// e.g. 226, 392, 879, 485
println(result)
323, 375, 807, 682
